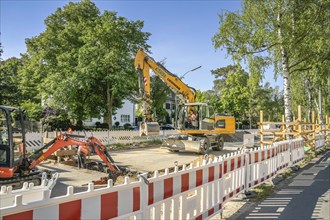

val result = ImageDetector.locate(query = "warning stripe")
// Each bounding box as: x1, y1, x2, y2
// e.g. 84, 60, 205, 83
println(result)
3, 210, 33, 220
101, 192, 118, 220
59, 200, 81, 220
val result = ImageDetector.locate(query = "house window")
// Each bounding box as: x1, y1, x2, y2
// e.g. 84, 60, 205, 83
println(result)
165, 103, 171, 110
121, 115, 130, 123
172, 104, 176, 110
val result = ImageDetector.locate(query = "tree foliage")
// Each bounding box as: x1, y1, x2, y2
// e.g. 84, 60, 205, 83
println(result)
0, 57, 22, 106
19, 0, 150, 127
213, 0, 329, 123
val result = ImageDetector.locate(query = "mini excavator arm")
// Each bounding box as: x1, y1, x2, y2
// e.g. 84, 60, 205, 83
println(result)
28, 134, 121, 174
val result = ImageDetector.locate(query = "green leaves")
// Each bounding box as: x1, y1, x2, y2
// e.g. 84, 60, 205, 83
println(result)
213, 0, 330, 121
15, 0, 150, 125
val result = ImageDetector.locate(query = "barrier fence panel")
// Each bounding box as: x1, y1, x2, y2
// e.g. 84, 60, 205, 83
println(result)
24, 132, 43, 151
0, 178, 144, 220
315, 134, 326, 150
274, 140, 291, 171
221, 152, 246, 203
0, 138, 316, 220
290, 138, 305, 165
246, 144, 278, 190
0, 173, 58, 209
144, 157, 225, 220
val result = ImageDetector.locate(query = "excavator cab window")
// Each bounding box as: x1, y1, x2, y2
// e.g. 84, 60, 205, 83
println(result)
201, 105, 215, 130
176, 105, 200, 130
0, 109, 10, 167
10, 110, 24, 164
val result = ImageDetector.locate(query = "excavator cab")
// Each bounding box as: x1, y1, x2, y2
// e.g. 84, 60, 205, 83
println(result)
176, 103, 215, 132
0, 106, 26, 177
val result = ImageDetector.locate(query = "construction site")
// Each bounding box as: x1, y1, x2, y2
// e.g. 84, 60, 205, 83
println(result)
1, 0, 330, 219
1, 42, 329, 220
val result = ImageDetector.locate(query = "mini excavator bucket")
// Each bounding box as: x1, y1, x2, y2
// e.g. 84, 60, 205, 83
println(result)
139, 122, 160, 136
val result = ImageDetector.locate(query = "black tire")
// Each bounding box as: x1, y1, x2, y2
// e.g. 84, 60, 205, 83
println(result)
199, 137, 210, 155
212, 136, 224, 151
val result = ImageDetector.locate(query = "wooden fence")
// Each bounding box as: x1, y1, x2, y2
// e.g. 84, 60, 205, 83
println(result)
258, 105, 329, 154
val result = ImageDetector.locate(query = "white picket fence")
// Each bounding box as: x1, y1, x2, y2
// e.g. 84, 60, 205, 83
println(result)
25, 130, 179, 151
0, 138, 314, 220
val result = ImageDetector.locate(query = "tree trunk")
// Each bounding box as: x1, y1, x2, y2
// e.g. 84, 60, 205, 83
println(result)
305, 76, 313, 123
277, 11, 292, 125
314, 84, 323, 124
107, 81, 113, 129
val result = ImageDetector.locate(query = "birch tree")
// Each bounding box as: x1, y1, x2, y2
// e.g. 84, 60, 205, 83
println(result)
213, 0, 329, 124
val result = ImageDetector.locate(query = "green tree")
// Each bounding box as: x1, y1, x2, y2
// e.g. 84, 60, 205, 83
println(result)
149, 75, 172, 122
213, 0, 329, 125
220, 67, 250, 120
20, 0, 150, 128
0, 57, 22, 105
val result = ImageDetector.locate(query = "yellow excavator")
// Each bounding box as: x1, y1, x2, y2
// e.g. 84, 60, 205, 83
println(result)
134, 49, 235, 154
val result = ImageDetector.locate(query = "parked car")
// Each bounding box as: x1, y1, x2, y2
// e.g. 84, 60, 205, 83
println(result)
130, 125, 139, 130
160, 124, 175, 130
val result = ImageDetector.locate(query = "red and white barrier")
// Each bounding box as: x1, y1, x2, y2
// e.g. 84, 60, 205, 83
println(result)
274, 140, 291, 171
0, 178, 143, 220
290, 138, 305, 164
0, 172, 58, 208
0, 138, 307, 220
144, 157, 224, 220
221, 152, 246, 202
246, 144, 278, 190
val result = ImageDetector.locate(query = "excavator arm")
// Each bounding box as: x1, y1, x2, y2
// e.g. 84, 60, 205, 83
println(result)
86, 137, 121, 174
134, 49, 197, 136
134, 48, 196, 105
28, 134, 120, 174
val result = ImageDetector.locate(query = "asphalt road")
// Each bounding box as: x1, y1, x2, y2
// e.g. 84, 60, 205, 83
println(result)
233, 150, 330, 220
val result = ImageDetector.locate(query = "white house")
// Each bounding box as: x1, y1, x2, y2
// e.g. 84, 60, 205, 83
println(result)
112, 99, 136, 126
83, 99, 136, 127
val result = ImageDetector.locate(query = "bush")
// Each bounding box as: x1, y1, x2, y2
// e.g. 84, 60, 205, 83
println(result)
114, 121, 120, 127
123, 123, 132, 130
100, 123, 109, 129
95, 121, 101, 128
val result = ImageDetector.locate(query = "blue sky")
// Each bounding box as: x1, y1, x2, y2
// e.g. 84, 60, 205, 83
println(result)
1, 0, 282, 91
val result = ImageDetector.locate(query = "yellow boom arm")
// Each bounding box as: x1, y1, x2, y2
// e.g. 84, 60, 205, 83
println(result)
134, 49, 196, 121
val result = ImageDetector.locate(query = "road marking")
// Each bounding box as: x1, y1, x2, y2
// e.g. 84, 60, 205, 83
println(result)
249, 213, 281, 215
246, 216, 278, 219
276, 207, 285, 212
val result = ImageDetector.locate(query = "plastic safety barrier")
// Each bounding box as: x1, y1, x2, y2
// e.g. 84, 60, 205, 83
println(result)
0, 172, 58, 208
0, 138, 309, 220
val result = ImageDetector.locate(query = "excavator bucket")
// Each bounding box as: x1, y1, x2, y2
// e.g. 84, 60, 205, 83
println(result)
161, 138, 201, 153
139, 122, 160, 136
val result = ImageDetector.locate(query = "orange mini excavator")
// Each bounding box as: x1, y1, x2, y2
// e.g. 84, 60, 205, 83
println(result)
0, 106, 121, 188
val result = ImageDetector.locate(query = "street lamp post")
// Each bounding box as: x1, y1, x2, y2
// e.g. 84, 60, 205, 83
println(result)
180, 65, 202, 79
174, 65, 202, 125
